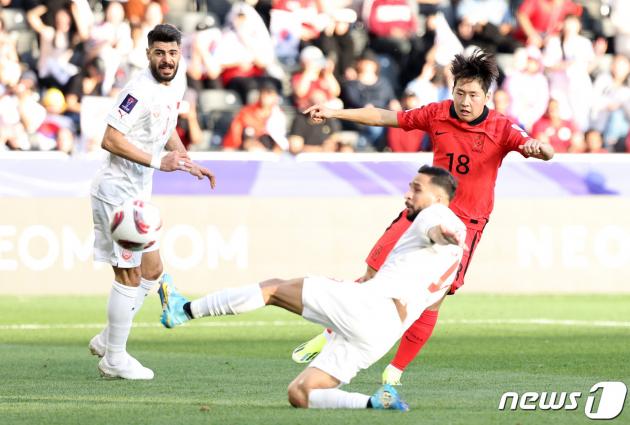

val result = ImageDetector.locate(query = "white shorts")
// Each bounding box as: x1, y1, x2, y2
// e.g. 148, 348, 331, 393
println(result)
91, 196, 159, 268
302, 276, 403, 384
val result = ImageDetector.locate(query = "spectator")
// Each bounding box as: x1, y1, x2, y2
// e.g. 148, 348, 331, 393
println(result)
386, 91, 427, 152
502, 46, 549, 131
591, 54, 630, 149
362, 0, 420, 83
583, 129, 608, 153
610, 0, 630, 58
32, 87, 75, 153
222, 81, 288, 152
122, 22, 149, 82
514, 0, 582, 48
33, 7, 83, 90
87, 1, 132, 94
491, 88, 519, 125
176, 89, 204, 151
185, 16, 222, 91
404, 58, 452, 107
26, 0, 92, 42
64, 56, 107, 132
341, 50, 397, 150
543, 13, 594, 132
532, 98, 580, 153
125, 0, 168, 26
0, 70, 38, 150
287, 112, 343, 154
215, 2, 282, 104
291, 45, 340, 111
313, 6, 356, 82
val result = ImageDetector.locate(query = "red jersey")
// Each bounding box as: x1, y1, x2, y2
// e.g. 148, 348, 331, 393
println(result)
397, 100, 531, 222
366, 209, 411, 271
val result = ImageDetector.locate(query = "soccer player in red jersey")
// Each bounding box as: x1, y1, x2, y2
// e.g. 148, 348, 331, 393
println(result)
297, 49, 555, 384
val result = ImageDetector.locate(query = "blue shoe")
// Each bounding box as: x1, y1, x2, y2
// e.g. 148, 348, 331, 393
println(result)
370, 384, 410, 412
158, 273, 190, 329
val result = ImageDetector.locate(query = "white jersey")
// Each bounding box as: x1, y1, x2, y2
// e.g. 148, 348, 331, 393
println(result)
361, 204, 466, 327
91, 61, 187, 204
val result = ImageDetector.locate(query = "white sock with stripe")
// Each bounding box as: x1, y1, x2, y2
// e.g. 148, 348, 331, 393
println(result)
308, 388, 370, 409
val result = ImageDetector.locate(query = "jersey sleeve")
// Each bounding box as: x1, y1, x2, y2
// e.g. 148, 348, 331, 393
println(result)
106, 86, 149, 135
396, 104, 435, 132
503, 121, 533, 157
366, 210, 410, 271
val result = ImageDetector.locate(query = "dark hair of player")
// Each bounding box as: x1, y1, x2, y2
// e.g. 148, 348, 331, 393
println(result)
147, 24, 182, 46
450, 49, 499, 94
418, 165, 457, 201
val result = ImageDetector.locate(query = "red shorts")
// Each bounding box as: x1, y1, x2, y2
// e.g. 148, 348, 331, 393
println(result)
449, 218, 488, 294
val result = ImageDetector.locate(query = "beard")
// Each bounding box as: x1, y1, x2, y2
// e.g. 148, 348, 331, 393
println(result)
406, 208, 420, 221
150, 62, 178, 83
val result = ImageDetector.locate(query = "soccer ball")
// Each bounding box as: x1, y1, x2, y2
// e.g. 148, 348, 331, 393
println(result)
110, 199, 162, 251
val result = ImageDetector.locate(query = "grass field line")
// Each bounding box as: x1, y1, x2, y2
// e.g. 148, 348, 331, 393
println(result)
1, 318, 630, 331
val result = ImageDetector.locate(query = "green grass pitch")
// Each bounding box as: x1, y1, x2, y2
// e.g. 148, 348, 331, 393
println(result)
1, 294, 628, 425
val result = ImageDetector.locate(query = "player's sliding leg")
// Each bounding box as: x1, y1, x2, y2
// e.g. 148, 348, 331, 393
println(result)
158, 277, 303, 327
382, 298, 444, 385
291, 329, 332, 363
287, 362, 409, 411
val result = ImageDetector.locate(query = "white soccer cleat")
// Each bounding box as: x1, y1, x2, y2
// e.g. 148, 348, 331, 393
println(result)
98, 353, 154, 380
88, 333, 106, 358
382, 364, 403, 386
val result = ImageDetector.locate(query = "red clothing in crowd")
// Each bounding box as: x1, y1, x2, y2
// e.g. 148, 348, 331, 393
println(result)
365, 0, 418, 38
515, 0, 582, 42
531, 116, 577, 153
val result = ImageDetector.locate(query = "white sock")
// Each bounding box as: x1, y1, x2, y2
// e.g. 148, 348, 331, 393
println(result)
308, 388, 370, 409
133, 277, 158, 315
323, 329, 333, 341
95, 278, 158, 349
105, 281, 138, 365
190, 284, 265, 318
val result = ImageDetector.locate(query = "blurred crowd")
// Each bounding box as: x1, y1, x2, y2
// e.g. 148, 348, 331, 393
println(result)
1, 0, 630, 154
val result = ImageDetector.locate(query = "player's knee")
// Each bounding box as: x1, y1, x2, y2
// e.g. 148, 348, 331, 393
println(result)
259, 278, 286, 302
115, 267, 142, 286
143, 264, 163, 281
287, 381, 309, 408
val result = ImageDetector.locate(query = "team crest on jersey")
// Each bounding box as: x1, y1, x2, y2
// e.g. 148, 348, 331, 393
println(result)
472, 134, 484, 153
119, 94, 138, 114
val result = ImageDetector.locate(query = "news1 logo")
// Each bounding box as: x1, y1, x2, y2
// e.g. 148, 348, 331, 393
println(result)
498, 381, 627, 420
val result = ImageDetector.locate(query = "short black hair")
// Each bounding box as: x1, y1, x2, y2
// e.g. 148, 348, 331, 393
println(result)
418, 165, 457, 201
451, 49, 499, 93
147, 23, 182, 46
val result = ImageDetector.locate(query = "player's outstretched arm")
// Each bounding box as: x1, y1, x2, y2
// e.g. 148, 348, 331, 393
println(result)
519, 139, 555, 160
101, 125, 193, 171
428, 224, 466, 249
303, 104, 399, 127
356, 265, 378, 283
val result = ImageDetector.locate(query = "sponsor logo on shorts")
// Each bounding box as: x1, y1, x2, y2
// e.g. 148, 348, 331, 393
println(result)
498, 381, 627, 420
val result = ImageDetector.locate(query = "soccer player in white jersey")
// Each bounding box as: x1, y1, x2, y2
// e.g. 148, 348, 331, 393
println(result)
158, 166, 466, 410
89, 24, 216, 380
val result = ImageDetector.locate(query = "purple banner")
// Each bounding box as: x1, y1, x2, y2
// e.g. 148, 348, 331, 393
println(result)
2, 154, 629, 198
